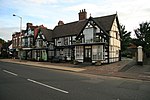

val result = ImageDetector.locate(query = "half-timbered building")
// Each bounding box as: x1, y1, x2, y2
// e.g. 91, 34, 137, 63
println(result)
53, 9, 121, 64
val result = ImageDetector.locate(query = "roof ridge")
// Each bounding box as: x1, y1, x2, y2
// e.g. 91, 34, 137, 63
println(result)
55, 19, 88, 28
94, 13, 116, 19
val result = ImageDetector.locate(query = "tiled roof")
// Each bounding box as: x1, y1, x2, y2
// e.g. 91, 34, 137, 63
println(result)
30, 26, 38, 30
53, 19, 88, 38
41, 28, 53, 42
52, 14, 117, 38
93, 14, 116, 31
34, 28, 39, 39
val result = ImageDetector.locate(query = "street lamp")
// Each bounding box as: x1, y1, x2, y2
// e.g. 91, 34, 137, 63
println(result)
13, 14, 22, 61
13, 14, 22, 32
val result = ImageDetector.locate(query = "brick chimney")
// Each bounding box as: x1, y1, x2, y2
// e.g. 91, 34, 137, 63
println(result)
58, 20, 64, 26
78, 9, 87, 20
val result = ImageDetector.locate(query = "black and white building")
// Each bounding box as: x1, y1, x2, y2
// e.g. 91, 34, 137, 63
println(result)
52, 9, 121, 64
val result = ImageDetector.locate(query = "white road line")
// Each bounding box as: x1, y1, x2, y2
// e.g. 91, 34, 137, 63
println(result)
3, 70, 18, 76
27, 79, 69, 94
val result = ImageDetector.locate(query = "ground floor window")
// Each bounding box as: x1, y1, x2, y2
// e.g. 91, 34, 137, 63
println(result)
42, 50, 47, 61
92, 45, 103, 60
63, 48, 71, 57
75, 46, 83, 60
21, 51, 26, 59
35, 50, 47, 61
48, 51, 54, 57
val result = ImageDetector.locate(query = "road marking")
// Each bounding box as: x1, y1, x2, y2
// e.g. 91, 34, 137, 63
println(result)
27, 79, 69, 94
3, 70, 18, 76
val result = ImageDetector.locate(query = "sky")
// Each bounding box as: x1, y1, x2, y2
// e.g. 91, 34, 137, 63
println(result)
0, 0, 150, 41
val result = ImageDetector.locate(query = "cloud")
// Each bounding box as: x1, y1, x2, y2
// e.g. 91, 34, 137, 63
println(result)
1, 0, 150, 40
18, 0, 58, 4
0, 27, 18, 40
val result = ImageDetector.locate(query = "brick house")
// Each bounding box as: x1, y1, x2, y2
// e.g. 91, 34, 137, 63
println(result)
12, 31, 25, 58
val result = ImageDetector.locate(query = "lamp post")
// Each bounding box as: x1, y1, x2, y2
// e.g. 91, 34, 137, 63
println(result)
13, 14, 22, 32
13, 14, 22, 61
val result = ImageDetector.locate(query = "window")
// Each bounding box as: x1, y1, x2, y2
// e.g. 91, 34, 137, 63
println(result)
30, 37, 33, 47
69, 37, 72, 45
56, 38, 64, 46
94, 35, 100, 42
39, 39, 43, 47
28, 37, 30, 47
64, 48, 71, 57
56, 49, 60, 56
83, 27, 94, 43
64, 37, 68, 45
75, 46, 83, 59
19, 37, 21, 46
49, 43, 54, 50
48, 51, 54, 57
72, 36, 76, 44
25, 38, 28, 47
36, 39, 43, 48
92, 45, 103, 60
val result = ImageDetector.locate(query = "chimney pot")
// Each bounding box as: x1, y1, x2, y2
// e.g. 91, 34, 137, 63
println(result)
78, 9, 87, 20
58, 20, 64, 26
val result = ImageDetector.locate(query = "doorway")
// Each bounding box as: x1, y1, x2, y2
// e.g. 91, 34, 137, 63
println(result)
84, 46, 92, 62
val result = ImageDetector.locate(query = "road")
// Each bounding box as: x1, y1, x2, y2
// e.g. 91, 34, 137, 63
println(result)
0, 61, 150, 100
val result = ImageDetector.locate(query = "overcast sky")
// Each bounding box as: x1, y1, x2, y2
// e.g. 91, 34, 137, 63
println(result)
0, 0, 150, 41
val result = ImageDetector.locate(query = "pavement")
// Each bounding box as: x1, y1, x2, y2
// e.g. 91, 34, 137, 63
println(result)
0, 59, 85, 72
0, 58, 150, 81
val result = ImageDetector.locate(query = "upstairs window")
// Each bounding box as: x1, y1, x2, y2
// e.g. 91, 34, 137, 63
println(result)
83, 27, 94, 43
64, 37, 69, 45
72, 36, 76, 44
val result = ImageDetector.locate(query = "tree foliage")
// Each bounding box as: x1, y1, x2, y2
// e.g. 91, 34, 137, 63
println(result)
134, 22, 150, 52
0, 38, 5, 44
134, 21, 150, 57
120, 25, 132, 52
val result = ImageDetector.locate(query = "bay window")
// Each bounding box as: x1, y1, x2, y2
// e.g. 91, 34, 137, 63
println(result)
92, 45, 103, 60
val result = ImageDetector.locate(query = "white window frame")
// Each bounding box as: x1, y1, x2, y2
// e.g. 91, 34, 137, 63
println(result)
92, 45, 104, 60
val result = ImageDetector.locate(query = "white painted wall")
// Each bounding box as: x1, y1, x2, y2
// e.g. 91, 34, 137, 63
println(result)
109, 18, 121, 63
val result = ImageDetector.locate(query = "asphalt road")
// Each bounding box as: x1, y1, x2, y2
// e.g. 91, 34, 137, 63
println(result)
0, 61, 150, 100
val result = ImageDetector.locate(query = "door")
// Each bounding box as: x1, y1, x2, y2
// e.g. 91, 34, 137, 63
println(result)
84, 46, 92, 62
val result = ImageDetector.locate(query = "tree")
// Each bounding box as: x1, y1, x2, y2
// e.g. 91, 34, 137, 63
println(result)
134, 21, 150, 57
120, 25, 132, 52
0, 38, 5, 44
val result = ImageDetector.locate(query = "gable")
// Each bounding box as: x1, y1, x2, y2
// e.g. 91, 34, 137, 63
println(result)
34, 28, 53, 42
76, 18, 110, 41
93, 14, 116, 31
41, 28, 53, 42
111, 18, 119, 32
109, 16, 121, 40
